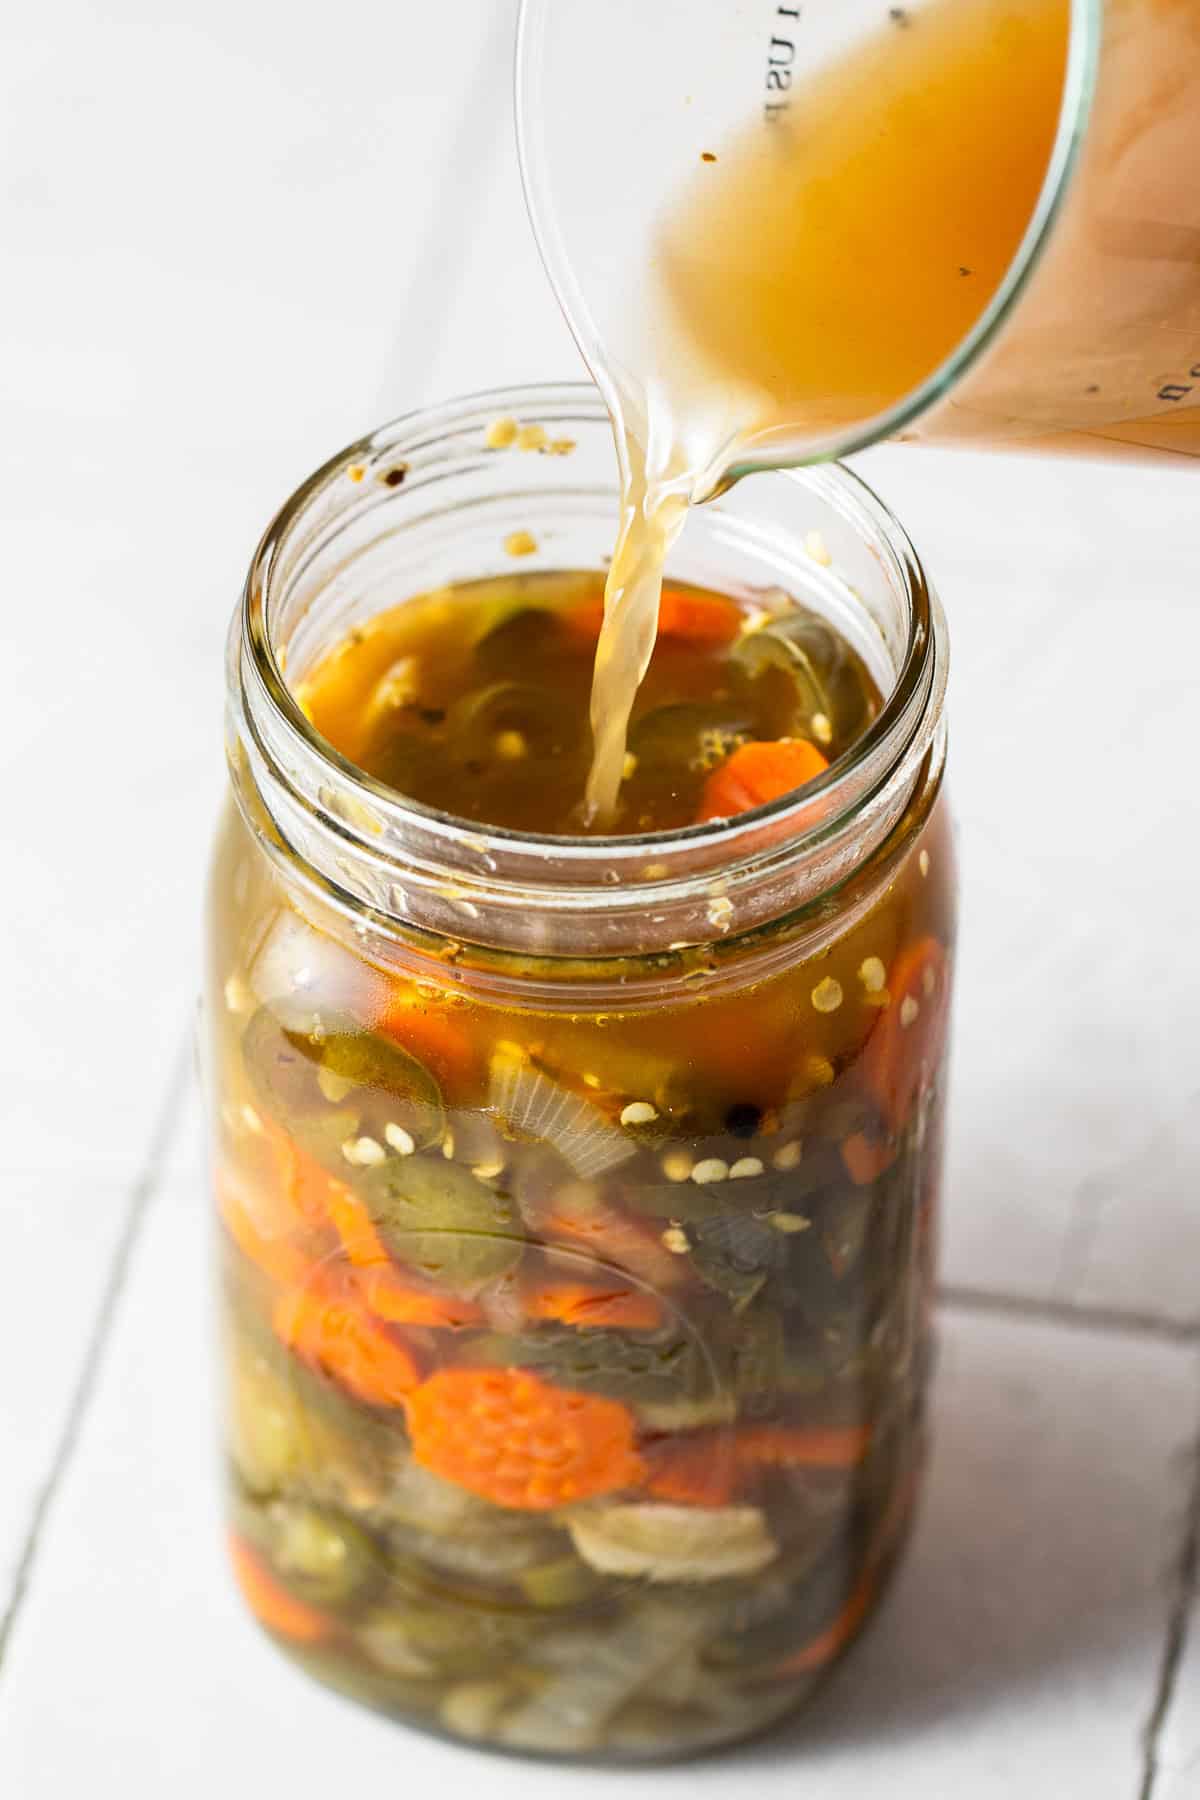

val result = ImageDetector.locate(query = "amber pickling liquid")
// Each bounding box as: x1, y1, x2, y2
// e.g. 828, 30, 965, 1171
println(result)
299, 571, 879, 836
656, 0, 1200, 464
659, 0, 1071, 446
585, 0, 1199, 822
213, 558, 952, 1753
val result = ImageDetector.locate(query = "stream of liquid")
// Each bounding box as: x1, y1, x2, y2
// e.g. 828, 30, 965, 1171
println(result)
583, 0, 1071, 820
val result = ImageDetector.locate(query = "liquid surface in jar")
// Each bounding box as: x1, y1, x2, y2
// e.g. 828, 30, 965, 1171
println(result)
298, 571, 880, 837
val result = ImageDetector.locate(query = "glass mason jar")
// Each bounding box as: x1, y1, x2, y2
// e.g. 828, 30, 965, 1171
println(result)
206, 383, 955, 1761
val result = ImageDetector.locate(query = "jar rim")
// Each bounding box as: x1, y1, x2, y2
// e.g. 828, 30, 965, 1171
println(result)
232, 382, 947, 958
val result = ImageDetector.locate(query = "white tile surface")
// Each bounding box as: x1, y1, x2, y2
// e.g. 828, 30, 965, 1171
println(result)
0, 0, 520, 1178
0, 1176, 130, 1621
5, 0, 1194, 1307
0, 0, 524, 1668
857, 445, 1200, 1315
3, 0, 1200, 1788
1062, 1099, 1200, 1329
780, 1319, 1199, 1798
0, 1162, 1194, 1800
0, 1050, 188, 1629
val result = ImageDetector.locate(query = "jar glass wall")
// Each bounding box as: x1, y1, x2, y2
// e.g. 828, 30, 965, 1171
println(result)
206, 384, 955, 1761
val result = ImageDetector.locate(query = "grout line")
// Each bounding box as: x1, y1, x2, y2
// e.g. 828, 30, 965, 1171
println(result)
1139, 1401, 1200, 1800
939, 1282, 1200, 1347
0, 1037, 192, 1675
1048, 1174, 1104, 1304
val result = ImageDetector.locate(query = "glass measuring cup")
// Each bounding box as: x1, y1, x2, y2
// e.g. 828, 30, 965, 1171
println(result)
516, 0, 1200, 482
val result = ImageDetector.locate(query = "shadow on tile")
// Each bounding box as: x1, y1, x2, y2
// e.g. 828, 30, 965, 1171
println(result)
732, 1309, 1194, 1762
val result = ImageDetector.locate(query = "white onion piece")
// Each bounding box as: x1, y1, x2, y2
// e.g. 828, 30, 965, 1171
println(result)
489, 1056, 637, 1179
566, 1503, 778, 1582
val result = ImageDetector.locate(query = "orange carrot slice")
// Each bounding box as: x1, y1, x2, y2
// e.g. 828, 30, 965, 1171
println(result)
566, 587, 742, 649
697, 739, 830, 822
735, 1423, 873, 1470
644, 1423, 870, 1505
406, 1368, 645, 1511
273, 1285, 419, 1408
565, 595, 605, 643
235, 1119, 337, 1234
858, 935, 949, 1135
522, 1280, 665, 1332
644, 1437, 739, 1507
318, 1181, 484, 1325
657, 588, 742, 645
287, 1143, 351, 1229
218, 1118, 327, 1249
375, 999, 478, 1094
359, 1266, 484, 1329
840, 1131, 898, 1186
774, 1567, 876, 1677
217, 1182, 315, 1290
228, 1535, 331, 1645
322, 1181, 391, 1270
539, 1195, 685, 1291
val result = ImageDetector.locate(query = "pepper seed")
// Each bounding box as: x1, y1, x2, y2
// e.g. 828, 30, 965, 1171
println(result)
621, 1101, 659, 1127
858, 956, 886, 993
812, 976, 844, 1013
729, 1156, 765, 1179
342, 1136, 386, 1167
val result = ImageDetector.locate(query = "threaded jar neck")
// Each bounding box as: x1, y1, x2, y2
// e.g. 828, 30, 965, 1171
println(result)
228, 383, 947, 973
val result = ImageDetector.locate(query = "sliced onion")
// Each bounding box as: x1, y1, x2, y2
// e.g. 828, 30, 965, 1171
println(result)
566, 1503, 778, 1582
489, 1054, 637, 1180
